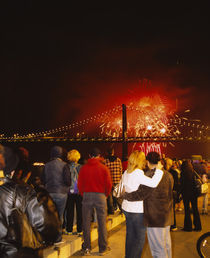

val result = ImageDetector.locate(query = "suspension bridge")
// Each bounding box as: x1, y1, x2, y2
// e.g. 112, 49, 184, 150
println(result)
0, 104, 209, 144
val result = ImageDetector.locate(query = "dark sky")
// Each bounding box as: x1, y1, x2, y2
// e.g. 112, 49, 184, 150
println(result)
1, 2, 210, 136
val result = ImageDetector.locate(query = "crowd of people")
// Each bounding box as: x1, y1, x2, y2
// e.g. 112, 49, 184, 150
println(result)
0, 143, 209, 257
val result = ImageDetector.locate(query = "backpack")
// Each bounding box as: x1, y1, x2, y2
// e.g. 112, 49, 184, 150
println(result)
69, 163, 81, 194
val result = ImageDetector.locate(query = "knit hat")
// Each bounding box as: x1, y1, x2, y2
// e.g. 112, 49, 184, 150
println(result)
50, 146, 63, 159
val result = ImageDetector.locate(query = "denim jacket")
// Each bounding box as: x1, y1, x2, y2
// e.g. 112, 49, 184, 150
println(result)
42, 158, 71, 194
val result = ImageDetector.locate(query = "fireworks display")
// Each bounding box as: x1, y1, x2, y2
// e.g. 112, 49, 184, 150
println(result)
1, 90, 209, 154
99, 94, 176, 138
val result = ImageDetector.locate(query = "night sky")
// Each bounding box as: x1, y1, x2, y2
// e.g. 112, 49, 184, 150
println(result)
1, 2, 210, 136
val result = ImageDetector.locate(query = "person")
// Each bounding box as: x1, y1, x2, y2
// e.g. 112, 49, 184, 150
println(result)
199, 160, 209, 215
104, 147, 123, 213
192, 159, 208, 176
13, 146, 32, 182
41, 145, 71, 242
174, 159, 183, 212
122, 152, 174, 258
0, 145, 61, 258
164, 157, 180, 231
64, 149, 83, 235
122, 156, 128, 173
201, 172, 209, 214
78, 147, 112, 256
120, 150, 163, 258
180, 160, 202, 231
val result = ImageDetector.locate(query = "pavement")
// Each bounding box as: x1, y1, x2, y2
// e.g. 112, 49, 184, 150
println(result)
71, 194, 210, 258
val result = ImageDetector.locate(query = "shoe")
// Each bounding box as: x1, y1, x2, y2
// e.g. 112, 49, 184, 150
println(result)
82, 248, 91, 256
77, 232, 83, 237
201, 211, 208, 215
62, 229, 67, 235
63, 229, 72, 235
171, 227, 178, 232
54, 240, 65, 245
193, 228, 202, 232
181, 228, 192, 232
99, 246, 111, 256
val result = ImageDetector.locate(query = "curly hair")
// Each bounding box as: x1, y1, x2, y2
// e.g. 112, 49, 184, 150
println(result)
67, 149, 81, 163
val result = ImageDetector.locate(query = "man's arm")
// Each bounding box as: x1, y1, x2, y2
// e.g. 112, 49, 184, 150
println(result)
63, 164, 71, 186
122, 169, 160, 201
122, 184, 155, 201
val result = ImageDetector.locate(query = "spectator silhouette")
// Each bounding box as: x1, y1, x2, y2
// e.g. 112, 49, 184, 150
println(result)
0, 145, 61, 257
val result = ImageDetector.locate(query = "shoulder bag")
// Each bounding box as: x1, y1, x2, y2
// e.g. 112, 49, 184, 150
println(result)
193, 170, 209, 197
113, 179, 124, 198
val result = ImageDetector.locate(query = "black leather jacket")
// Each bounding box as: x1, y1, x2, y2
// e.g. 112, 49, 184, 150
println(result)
0, 176, 61, 257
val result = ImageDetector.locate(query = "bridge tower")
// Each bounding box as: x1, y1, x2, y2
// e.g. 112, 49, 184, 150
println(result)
122, 104, 128, 161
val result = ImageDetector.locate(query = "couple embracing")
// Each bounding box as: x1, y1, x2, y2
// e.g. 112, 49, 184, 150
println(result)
121, 151, 174, 258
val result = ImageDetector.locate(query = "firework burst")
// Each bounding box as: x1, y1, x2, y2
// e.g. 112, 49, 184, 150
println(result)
100, 94, 175, 138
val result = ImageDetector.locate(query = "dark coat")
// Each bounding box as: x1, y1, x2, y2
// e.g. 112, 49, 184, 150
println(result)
124, 169, 174, 227
0, 177, 61, 257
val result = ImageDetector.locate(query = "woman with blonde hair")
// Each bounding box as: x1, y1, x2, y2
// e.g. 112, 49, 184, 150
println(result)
121, 150, 163, 258
63, 149, 83, 235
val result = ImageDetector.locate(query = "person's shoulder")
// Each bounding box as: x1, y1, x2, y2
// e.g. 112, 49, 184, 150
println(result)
164, 169, 174, 180
100, 161, 110, 170
60, 159, 67, 165
16, 181, 36, 198
98, 161, 112, 173
131, 168, 144, 176
135, 168, 144, 173
76, 163, 82, 169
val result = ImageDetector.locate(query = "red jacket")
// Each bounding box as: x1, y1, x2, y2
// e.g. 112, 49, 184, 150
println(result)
78, 157, 112, 197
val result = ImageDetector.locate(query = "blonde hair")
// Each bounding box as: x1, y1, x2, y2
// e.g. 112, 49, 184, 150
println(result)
165, 158, 173, 171
127, 150, 146, 173
67, 149, 81, 163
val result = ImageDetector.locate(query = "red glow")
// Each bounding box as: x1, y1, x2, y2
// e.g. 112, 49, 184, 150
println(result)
100, 93, 174, 138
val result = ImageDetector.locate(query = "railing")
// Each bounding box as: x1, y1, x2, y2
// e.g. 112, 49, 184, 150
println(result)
1, 135, 210, 143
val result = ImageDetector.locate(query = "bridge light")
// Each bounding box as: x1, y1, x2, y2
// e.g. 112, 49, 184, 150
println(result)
160, 128, 166, 133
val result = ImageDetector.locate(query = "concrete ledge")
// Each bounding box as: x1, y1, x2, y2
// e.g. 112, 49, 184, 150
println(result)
42, 211, 125, 258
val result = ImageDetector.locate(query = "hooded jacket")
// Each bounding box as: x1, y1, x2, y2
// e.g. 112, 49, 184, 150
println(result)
78, 157, 112, 197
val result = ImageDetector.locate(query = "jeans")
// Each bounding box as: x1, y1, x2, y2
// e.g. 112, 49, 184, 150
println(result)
107, 192, 115, 214
82, 192, 108, 252
202, 193, 208, 213
123, 210, 146, 258
147, 226, 172, 258
170, 198, 176, 229
50, 193, 68, 224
